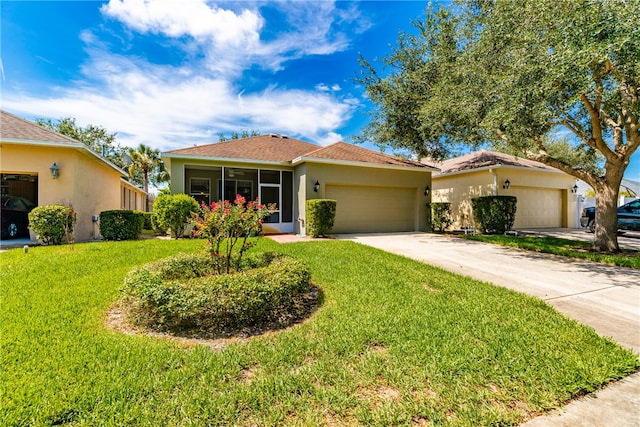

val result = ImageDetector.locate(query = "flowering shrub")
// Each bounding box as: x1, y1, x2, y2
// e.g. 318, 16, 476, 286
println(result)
190, 195, 275, 274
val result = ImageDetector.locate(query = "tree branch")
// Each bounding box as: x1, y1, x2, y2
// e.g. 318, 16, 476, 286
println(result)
525, 150, 596, 187
580, 93, 616, 159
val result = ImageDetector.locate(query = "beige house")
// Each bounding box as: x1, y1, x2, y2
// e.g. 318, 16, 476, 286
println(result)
163, 134, 438, 235
0, 110, 146, 242
431, 150, 579, 230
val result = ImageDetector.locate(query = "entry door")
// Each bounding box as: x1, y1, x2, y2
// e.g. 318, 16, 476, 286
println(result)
260, 184, 280, 224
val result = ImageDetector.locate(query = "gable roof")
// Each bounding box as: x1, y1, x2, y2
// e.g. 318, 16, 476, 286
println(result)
434, 150, 558, 176
165, 135, 438, 171
164, 134, 319, 163
0, 110, 79, 144
0, 110, 129, 178
296, 141, 434, 169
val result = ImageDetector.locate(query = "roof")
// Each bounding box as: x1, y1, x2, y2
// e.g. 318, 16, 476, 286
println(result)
621, 179, 640, 197
0, 110, 79, 144
164, 134, 319, 163
165, 135, 437, 170
433, 150, 558, 175
300, 142, 430, 168
0, 109, 130, 179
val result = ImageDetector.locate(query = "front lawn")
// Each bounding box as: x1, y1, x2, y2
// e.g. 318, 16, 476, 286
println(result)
1, 239, 637, 426
462, 235, 640, 269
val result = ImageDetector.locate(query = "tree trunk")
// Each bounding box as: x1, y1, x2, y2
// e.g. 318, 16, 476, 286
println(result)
592, 168, 623, 253
143, 170, 149, 212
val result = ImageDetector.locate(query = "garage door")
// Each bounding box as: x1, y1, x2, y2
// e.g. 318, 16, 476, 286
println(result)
325, 185, 417, 233
511, 188, 562, 228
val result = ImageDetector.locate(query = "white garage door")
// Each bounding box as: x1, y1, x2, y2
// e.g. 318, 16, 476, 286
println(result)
512, 188, 563, 228
325, 185, 417, 233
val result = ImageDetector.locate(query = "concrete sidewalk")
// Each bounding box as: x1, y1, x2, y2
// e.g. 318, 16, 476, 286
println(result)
338, 232, 640, 427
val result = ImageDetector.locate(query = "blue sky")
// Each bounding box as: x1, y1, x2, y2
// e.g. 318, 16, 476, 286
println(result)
1, 0, 638, 181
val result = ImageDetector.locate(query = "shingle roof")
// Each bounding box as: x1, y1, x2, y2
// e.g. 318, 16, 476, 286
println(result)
301, 141, 430, 168
0, 110, 79, 144
434, 150, 557, 175
165, 136, 435, 169
164, 134, 320, 162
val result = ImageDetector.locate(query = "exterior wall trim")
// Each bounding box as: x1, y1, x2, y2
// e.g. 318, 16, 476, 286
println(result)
292, 156, 439, 173
2, 139, 128, 177
435, 163, 565, 178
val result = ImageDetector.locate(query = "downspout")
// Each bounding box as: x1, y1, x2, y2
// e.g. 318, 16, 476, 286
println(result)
489, 168, 497, 195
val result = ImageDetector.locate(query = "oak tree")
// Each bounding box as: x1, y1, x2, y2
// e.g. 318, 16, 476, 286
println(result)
358, 0, 639, 252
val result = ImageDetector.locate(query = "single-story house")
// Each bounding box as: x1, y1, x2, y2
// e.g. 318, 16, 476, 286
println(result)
162, 134, 438, 235
0, 110, 146, 242
430, 150, 579, 230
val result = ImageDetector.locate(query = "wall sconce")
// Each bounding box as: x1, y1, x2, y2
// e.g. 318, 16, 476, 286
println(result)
424, 185, 430, 196
502, 179, 510, 190
314, 180, 320, 192
571, 184, 578, 194
50, 163, 60, 179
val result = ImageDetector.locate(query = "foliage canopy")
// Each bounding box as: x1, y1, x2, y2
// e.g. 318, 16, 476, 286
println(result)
358, 0, 640, 252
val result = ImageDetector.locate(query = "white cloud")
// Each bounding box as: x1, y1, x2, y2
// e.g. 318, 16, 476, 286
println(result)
3, 1, 363, 150
102, 0, 263, 42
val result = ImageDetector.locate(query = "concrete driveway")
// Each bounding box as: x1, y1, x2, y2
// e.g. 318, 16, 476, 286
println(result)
337, 231, 640, 427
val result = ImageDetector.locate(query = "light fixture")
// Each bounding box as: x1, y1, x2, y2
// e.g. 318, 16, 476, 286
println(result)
313, 180, 320, 192
502, 179, 510, 190
424, 185, 430, 196
571, 184, 578, 194
50, 163, 60, 179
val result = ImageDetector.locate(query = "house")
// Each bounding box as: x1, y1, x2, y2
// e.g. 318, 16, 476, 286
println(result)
430, 150, 579, 230
0, 110, 146, 242
162, 134, 438, 235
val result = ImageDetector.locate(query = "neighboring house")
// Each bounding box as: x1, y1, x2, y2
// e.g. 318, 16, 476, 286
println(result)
430, 150, 579, 230
0, 110, 146, 242
163, 134, 438, 235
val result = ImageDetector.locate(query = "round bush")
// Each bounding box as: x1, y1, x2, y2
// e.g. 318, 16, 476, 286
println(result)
153, 194, 200, 238
28, 205, 76, 245
120, 252, 312, 336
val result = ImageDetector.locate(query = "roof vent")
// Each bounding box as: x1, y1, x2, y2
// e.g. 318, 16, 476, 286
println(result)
282, 135, 288, 139
270, 133, 278, 138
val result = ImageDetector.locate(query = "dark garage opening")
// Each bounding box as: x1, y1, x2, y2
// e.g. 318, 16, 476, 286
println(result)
1, 173, 38, 239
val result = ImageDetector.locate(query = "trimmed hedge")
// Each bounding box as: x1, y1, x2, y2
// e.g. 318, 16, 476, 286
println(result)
28, 205, 76, 245
306, 199, 337, 237
99, 210, 144, 241
430, 202, 453, 232
472, 196, 517, 234
120, 252, 311, 335
140, 212, 155, 230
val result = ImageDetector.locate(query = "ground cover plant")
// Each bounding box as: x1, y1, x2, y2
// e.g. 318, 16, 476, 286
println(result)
120, 251, 313, 336
463, 235, 640, 269
1, 239, 638, 426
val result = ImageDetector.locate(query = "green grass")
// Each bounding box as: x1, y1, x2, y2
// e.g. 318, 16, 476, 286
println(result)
462, 235, 640, 269
1, 239, 638, 426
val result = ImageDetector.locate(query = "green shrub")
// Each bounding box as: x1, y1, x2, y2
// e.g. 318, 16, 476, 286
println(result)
151, 213, 168, 235
99, 210, 144, 241
306, 199, 337, 237
472, 196, 517, 234
430, 202, 453, 232
120, 252, 311, 335
139, 211, 155, 230
153, 194, 200, 239
28, 205, 76, 245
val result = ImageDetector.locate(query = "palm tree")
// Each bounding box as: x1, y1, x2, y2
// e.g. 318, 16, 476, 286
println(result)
127, 144, 169, 211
